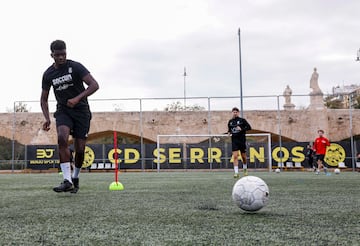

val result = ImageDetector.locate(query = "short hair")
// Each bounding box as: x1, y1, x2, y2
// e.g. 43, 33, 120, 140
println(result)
318, 129, 324, 134
232, 107, 239, 112
50, 40, 66, 52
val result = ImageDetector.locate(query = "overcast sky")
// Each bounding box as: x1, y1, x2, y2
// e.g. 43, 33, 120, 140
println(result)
1, 0, 359, 112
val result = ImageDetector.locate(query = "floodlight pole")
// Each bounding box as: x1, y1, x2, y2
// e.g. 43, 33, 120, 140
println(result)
353, 49, 360, 171
183, 67, 187, 109
277, 96, 283, 168
11, 101, 16, 173
349, 96, 355, 171
238, 28, 244, 117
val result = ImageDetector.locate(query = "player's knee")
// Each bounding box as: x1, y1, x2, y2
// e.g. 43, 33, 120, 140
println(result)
57, 136, 68, 147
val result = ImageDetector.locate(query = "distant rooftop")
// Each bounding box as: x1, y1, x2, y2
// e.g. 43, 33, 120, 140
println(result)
332, 84, 360, 94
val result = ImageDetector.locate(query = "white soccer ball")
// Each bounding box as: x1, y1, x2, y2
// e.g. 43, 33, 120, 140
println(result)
334, 168, 340, 174
275, 168, 281, 173
232, 176, 269, 212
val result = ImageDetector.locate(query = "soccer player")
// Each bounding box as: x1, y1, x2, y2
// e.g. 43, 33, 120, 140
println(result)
313, 129, 330, 175
41, 40, 99, 193
305, 144, 315, 171
227, 107, 252, 178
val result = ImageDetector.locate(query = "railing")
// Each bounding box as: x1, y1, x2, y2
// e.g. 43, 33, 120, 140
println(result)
8, 94, 359, 172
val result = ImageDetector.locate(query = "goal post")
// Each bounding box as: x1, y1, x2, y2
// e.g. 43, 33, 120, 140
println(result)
156, 133, 272, 172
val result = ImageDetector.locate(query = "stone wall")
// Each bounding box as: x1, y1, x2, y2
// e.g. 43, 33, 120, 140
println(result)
0, 109, 359, 145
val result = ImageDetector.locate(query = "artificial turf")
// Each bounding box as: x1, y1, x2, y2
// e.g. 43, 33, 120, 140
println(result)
0, 171, 359, 245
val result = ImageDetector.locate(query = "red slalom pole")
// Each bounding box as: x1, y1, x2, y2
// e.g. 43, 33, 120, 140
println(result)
109, 130, 123, 191
114, 130, 118, 183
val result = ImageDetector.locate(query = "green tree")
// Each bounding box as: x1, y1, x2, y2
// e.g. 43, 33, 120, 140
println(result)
354, 95, 360, 109
324, 95, 343, 109
0, 136, 24, 160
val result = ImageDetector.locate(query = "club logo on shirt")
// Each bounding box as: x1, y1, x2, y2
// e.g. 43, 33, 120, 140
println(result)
68, 67, 72, 73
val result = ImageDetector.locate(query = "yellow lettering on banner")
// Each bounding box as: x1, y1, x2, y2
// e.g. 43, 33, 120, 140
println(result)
108, 148, 122, 164
190, 148, 204, 163
124, 148, 140, 164
208, 148, 221, 163
250, 147, 265, 162
153, 148, 166, 164
169, 148, 181, 164
36, 149, 55, 158
291, 146, 305, 162
272, 147, 289, 163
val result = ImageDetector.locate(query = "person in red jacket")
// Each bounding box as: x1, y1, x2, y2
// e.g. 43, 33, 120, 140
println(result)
313, 129, 330, 175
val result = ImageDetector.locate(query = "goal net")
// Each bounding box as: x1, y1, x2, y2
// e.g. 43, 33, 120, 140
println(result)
156, 133, 271, 172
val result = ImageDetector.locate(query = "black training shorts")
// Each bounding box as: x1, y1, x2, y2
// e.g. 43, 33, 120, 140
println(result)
316, 154, 325, 162
231, 138, 247, 153
54, 106, 92, 139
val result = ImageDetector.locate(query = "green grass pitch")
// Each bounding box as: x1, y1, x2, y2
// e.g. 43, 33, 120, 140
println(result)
0, 171, 359, 245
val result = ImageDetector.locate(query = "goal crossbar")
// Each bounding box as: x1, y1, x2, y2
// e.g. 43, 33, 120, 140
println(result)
156, 133, 272, 172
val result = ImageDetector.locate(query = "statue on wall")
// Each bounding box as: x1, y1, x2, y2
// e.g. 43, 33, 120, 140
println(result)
308, 67, 325, 110
310, 67, 322, 94
283, 85, 295, 110
283, 85, 292, 104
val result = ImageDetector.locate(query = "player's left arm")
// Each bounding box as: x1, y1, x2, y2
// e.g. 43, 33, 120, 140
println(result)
67, 73, 99, 108
326, 138, 330, 146
241, 119, 252, 131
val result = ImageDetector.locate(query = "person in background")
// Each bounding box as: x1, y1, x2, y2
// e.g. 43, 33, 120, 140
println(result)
305, 144, 315, 171
227, 107, 252, 178
313, 130, 330, 175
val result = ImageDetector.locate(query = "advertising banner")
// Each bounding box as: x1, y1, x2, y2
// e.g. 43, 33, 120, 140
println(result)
26, 141, 355, 170
27, 145, 59, 169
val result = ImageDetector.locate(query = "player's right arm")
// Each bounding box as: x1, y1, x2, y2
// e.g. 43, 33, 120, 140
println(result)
312, 139, 317, 153
227, 120, 232, 135
40, 89, 51, 131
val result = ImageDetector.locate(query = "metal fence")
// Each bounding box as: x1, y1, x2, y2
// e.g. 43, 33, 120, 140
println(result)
8, 94, 359, 172
12, 94, 314, 112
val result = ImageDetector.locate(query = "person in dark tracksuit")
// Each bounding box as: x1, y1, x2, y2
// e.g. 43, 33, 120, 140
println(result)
227, 107, 252, 178
305, 144, 315, 171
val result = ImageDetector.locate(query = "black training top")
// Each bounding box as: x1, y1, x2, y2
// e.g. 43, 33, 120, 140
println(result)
228, 117, 252, 141
42, 60, 90, 109
305, 148, 314, 158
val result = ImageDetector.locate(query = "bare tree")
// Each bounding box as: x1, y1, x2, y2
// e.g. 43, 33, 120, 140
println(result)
164, 101, 205, 112
7, 102, 31, 112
